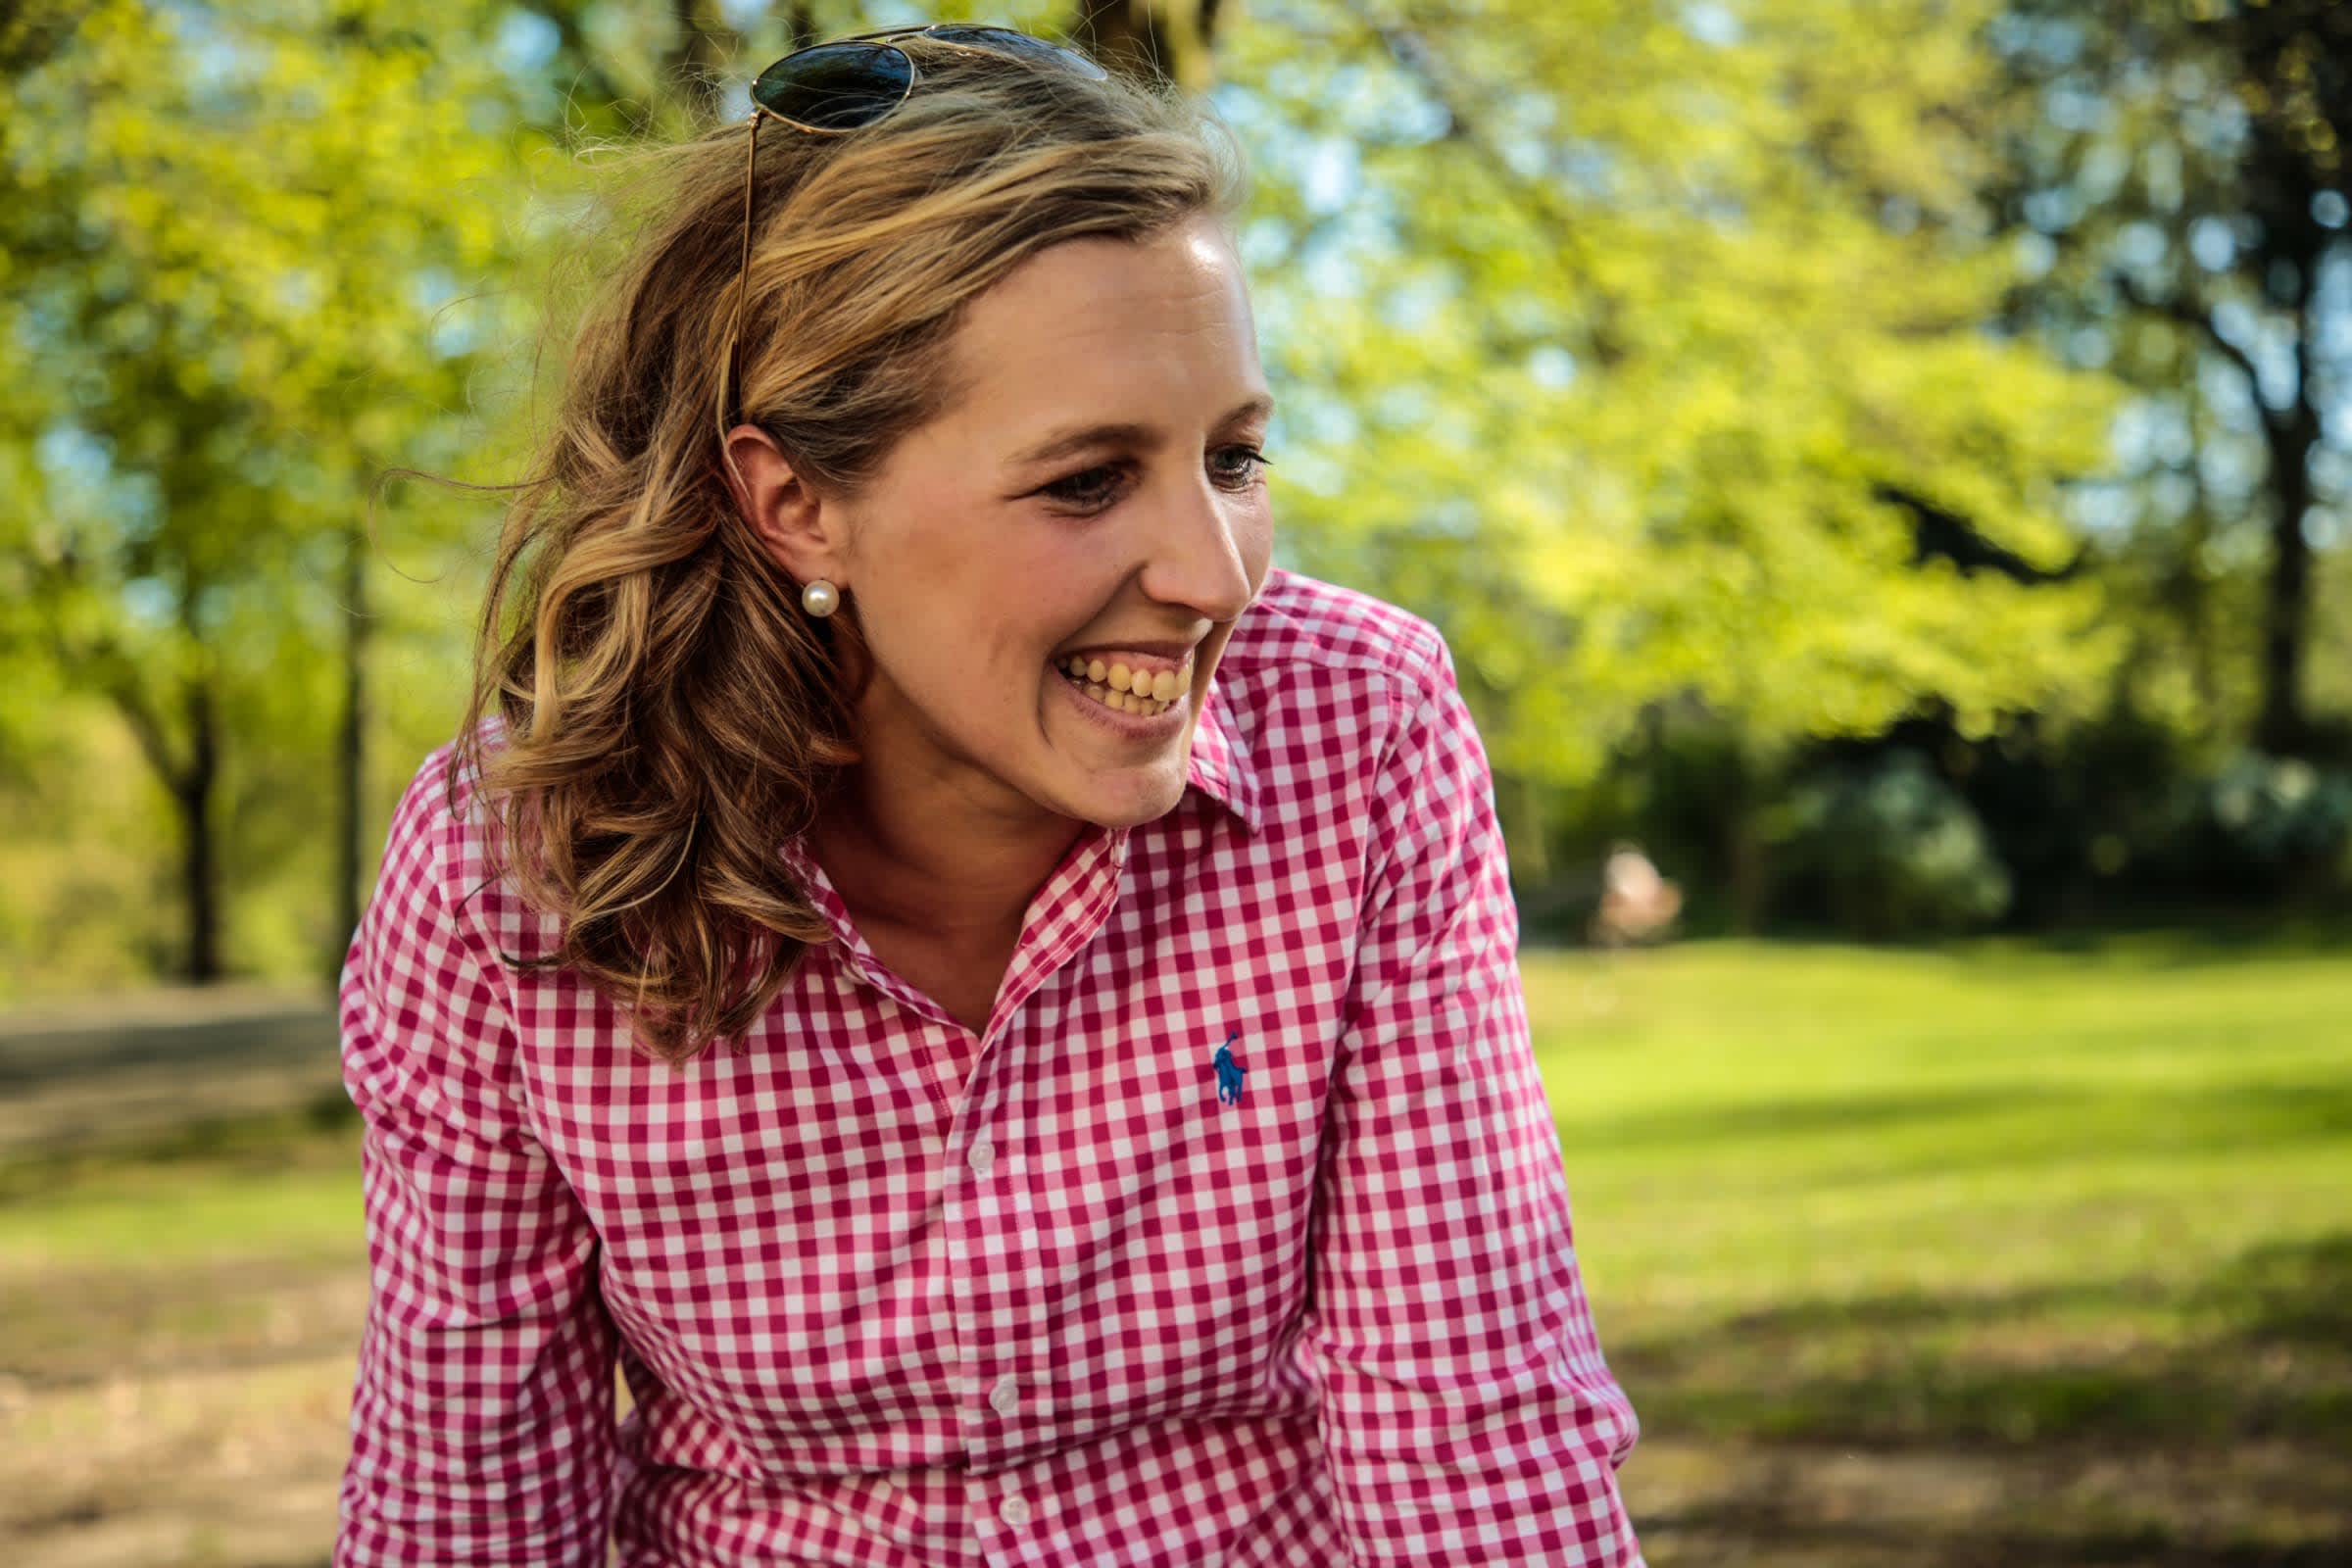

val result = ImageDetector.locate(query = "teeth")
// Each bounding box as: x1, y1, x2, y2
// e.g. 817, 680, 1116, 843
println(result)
1057, 651, 1192, 717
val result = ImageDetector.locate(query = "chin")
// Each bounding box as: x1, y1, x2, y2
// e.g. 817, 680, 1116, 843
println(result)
1071, 769, 1187, 829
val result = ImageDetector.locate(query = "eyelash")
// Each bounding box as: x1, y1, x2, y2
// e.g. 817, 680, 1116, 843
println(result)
1042, 446, 1273, 513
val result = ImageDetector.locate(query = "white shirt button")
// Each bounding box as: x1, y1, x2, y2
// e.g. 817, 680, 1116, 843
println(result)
999, 1493, 1031, 1526
989, 1373, 1020, 1416
967, 1138, 995, 1176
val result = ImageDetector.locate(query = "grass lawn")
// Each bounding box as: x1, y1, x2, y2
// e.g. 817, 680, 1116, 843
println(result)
2, 934, 2346, 1565
1539, 935, 2352, 1565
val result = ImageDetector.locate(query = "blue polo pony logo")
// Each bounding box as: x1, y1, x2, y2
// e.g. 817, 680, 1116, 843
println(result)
1212, 1025, 1247, 1106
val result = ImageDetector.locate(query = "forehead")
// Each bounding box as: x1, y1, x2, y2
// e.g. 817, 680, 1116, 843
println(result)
935, 218, 1263, 436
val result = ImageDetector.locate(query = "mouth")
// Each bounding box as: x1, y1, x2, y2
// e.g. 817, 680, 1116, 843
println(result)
1051, 653, 1191, 734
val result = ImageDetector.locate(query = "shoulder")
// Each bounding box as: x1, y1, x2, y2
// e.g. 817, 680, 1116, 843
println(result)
370, 713, 546, 960
382, 717, 500, 896
342, 718, 546, 1128
1217, 564, 1456, 699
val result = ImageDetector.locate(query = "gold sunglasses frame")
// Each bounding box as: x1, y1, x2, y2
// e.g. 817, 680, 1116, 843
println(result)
726, 24, 1109, 419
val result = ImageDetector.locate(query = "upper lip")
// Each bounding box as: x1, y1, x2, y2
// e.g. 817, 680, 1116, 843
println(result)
1057, 640, 1201, 664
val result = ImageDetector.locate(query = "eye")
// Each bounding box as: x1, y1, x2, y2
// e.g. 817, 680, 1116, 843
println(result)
1210, 444, 1272, 489
1041, 463, 1127, 511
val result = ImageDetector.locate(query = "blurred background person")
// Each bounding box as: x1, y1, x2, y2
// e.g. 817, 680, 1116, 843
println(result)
1592, 843, 1683, 948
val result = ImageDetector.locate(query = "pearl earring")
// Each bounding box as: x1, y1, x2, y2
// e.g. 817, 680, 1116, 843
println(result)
801, 578, 840, 618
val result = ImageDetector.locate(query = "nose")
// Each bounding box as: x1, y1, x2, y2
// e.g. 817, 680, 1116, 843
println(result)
1138, 463, 1260, 625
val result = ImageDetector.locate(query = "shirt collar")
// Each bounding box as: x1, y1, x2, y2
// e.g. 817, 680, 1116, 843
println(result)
774, 813, 1129, 1033
1182, 667, 1261, 835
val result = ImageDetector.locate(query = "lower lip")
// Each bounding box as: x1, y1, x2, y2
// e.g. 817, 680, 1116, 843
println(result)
1052, 664, 1188, 738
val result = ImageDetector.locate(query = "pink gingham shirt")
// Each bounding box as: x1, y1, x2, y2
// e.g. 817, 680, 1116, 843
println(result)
335, 565, 1643, 1567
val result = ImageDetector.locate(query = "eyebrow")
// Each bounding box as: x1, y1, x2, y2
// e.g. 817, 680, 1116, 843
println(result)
1007, 394, 1277, 467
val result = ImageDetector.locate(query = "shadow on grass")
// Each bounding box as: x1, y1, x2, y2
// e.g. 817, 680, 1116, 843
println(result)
1648, 1500, 2352, 1568
1616, 1232, 2352, 1563
1618, 1231, 2352, 1448
1936, 915, 2352, 968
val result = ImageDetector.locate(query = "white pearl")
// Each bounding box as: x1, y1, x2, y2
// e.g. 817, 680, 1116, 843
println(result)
801, 579, 839, 617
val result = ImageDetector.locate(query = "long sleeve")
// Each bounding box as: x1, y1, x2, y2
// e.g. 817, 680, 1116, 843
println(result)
1303, 640, 1643, 1566
334, 759, 621, 1568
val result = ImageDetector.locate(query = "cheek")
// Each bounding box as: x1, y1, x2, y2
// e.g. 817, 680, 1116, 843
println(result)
894, 528, 1096, 692
861, 497, 1010, 622
1228, 496, 1278, 597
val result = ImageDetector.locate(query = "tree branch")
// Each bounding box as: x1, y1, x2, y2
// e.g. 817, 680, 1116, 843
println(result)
2110, 270, 2273, 428
1328, 0, 1626, 368
15, 548, 187, 793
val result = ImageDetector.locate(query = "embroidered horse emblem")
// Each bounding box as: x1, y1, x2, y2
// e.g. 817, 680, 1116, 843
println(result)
1212, 1025, 1247, 1106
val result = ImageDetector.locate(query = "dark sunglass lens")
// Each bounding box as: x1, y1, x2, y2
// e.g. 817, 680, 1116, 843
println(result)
752, 42, 913, 129
927, 24, 1109, 81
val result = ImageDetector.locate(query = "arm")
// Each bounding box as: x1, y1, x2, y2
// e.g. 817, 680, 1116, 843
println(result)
1304, 640, 1643, 1566
335, 757, 620, 1568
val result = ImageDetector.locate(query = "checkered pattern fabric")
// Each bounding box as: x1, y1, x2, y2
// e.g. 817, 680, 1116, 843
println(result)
334, 566, 1644, 1566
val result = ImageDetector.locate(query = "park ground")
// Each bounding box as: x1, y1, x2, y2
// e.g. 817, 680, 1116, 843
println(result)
1, 933, 2346, 1566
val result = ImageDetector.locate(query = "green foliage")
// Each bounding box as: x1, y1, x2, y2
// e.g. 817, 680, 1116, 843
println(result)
0, 0, 565, 983
1984, 0, 2351, 753
0, 701, 181, 997
1770, 749, 2015, 937
2156, 750, 2352, 903
1225, 0, 2133, 786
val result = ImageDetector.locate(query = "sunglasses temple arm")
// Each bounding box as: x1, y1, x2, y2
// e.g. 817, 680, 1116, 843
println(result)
732, 112, 760, 421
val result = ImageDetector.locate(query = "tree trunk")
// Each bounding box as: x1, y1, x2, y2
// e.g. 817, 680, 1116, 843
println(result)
180, 681, 220, 983
1072, 0, 1226, 90
1722, 746, 1769, 936
1495, 767, 1551, 888
779, 3, 818, 51
2255, 361, 2321, 756
664, 0, 737, 112
332, 515, 368, 987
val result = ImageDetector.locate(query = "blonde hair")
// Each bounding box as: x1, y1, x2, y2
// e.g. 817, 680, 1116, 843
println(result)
448, 35, 1247, 1063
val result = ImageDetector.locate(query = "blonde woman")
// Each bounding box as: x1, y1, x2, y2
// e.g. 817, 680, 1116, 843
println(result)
334, 22, 1642, 1567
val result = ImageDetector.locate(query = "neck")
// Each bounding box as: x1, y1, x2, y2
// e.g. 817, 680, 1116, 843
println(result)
808, 755, 1083, 948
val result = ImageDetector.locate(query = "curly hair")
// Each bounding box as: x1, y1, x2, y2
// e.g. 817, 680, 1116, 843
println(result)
443, 34, 1248, 1064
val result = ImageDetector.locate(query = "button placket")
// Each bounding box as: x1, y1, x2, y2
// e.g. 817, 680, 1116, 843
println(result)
1011, 1002, 1045, 1254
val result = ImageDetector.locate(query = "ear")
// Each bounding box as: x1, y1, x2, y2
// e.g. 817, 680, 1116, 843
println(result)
723, 423, 849, 588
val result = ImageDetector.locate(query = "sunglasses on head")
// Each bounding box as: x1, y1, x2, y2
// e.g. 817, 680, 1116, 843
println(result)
727, 24, 1112, 413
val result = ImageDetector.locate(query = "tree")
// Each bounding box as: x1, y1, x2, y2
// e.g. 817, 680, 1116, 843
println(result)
1073, 0, 1226, 90
0, 0, 544, 981
1987, 0, 2349, 757
1208, 0, 2131, 919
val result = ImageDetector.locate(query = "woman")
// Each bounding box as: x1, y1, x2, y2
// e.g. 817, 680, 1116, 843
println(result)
335, 22, 1643, 1567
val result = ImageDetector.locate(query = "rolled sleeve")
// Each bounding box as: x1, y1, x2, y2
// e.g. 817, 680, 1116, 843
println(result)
334, 758, 620, 1568
1305, 638, 1643, 1566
